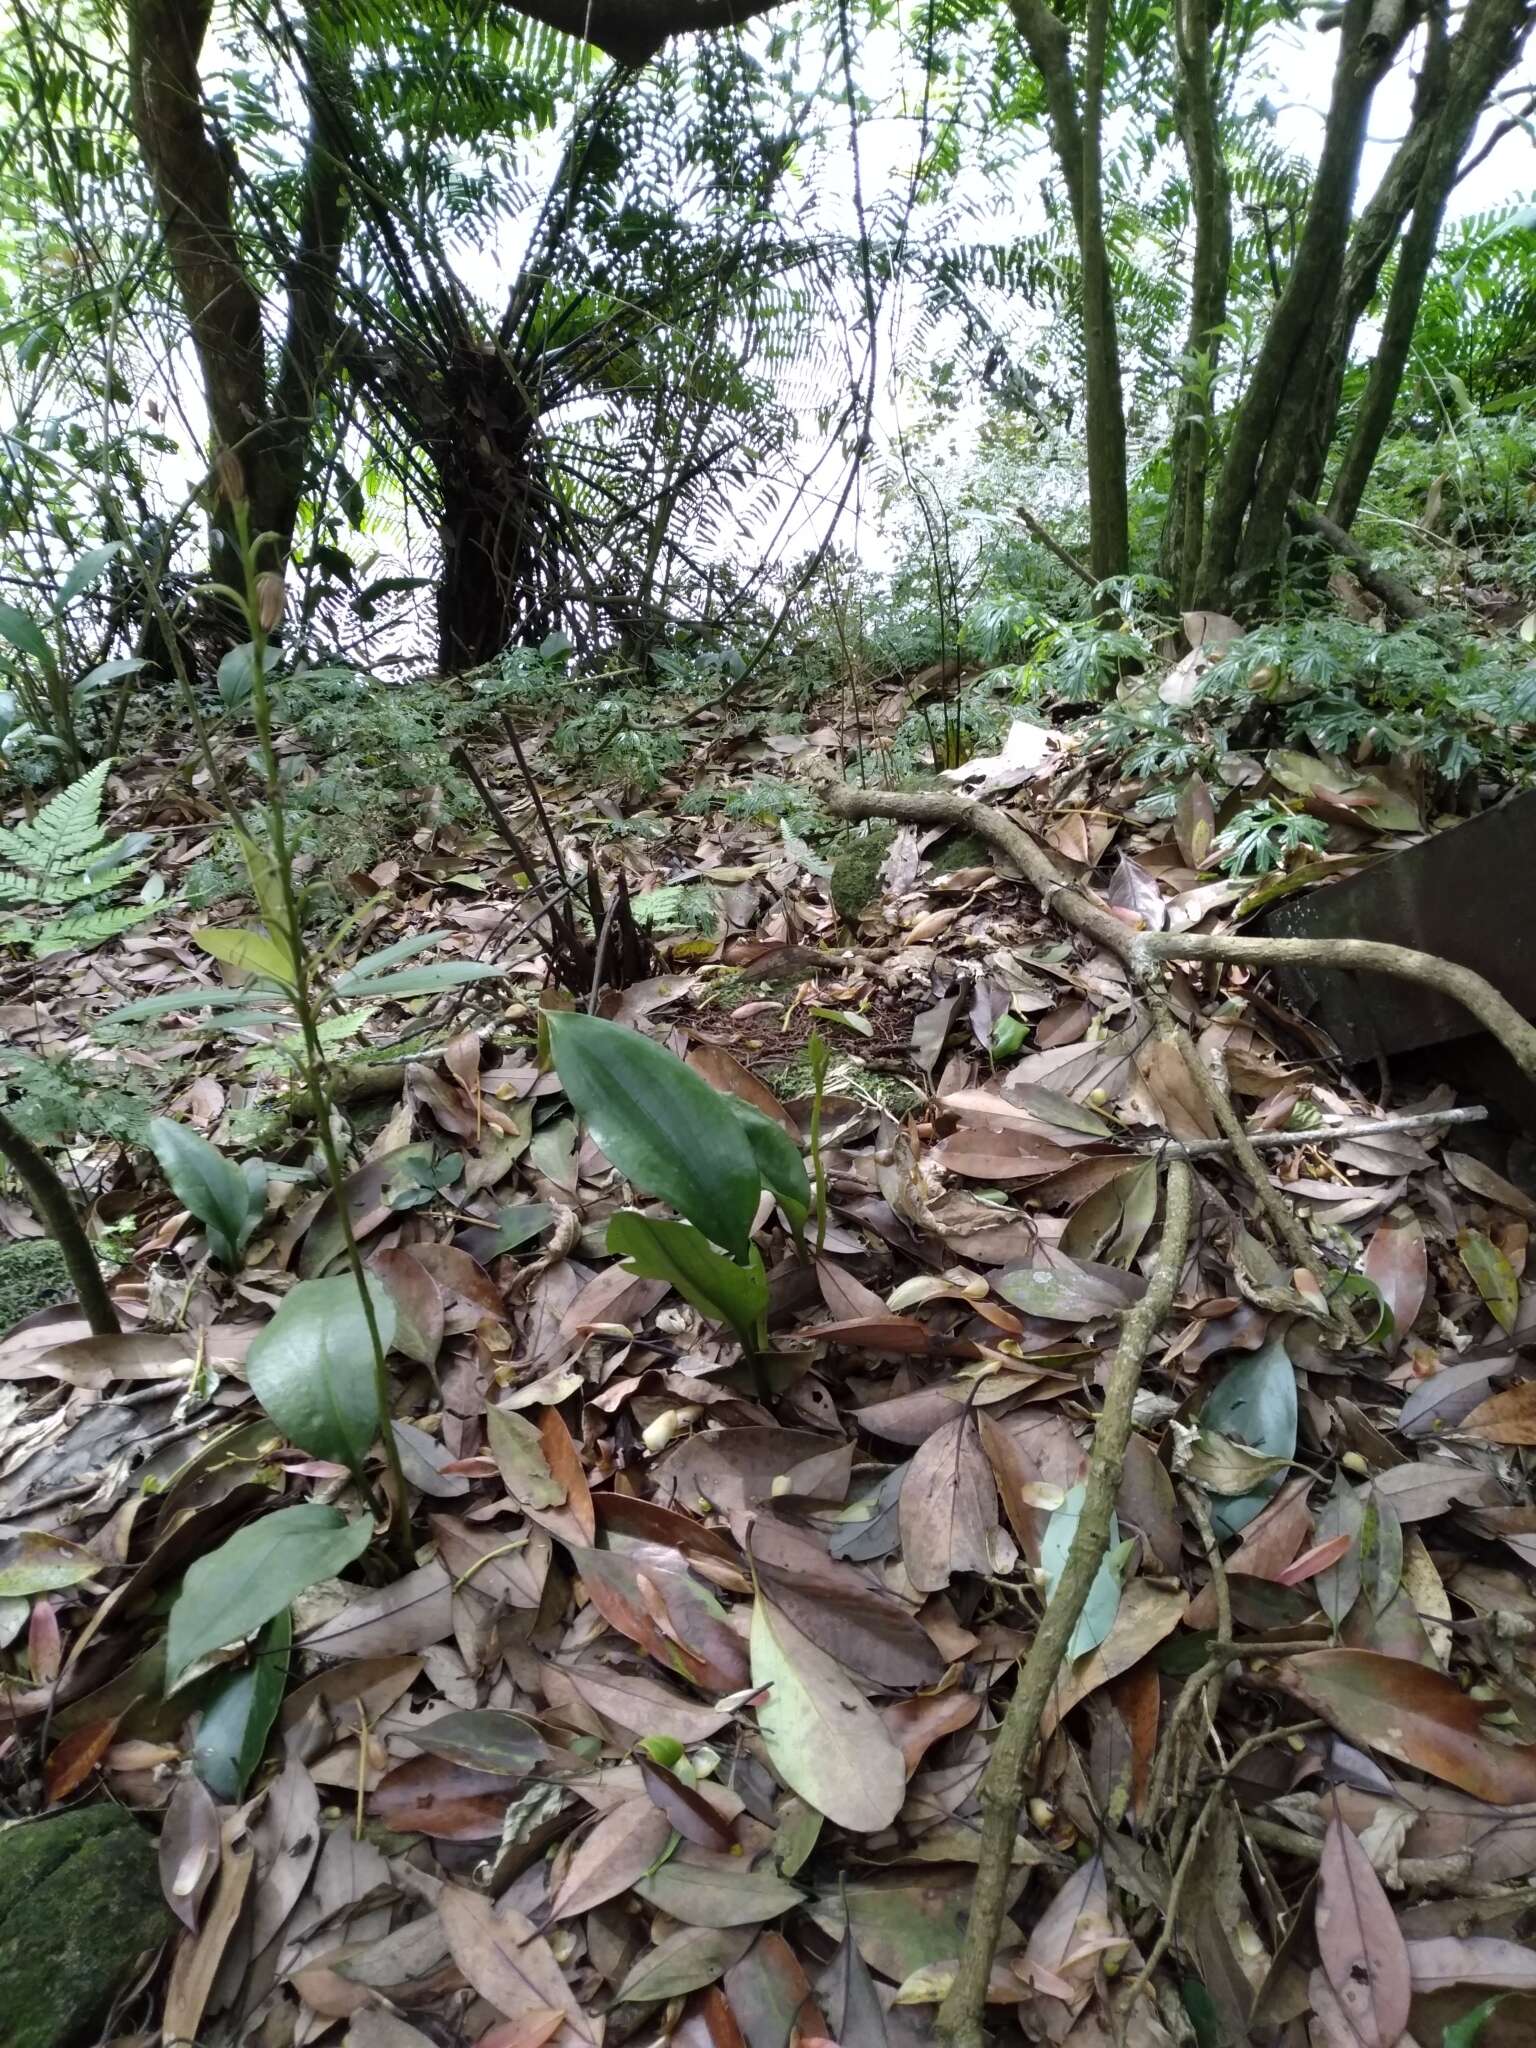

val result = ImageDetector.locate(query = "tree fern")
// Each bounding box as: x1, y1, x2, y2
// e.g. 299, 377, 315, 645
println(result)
0, 761, 157, 955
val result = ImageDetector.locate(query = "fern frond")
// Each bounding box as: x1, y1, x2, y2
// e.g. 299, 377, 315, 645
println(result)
0, 761, 116, 878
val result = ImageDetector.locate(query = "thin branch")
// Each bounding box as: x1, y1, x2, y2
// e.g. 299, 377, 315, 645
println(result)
1288, 494, 1429, 617
1133, 931, 1536, 1083
1016, 505, 1096, 587
824, 782, 1363, 1337
937, 1158, 1193, 2048
1158, 1104, 1486, 1156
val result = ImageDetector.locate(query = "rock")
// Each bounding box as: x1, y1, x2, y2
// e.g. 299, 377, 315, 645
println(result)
0, 1804, 172, 2048
829, 823, 896, 926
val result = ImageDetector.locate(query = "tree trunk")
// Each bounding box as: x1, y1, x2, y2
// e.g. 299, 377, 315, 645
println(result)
1328, 0, 1534, 527
1011, 0, 1129, 582
430, 346, 574, 672
1195, 0, 1412, 608
1159, 0, 1232, 605
126, 0, 347, 580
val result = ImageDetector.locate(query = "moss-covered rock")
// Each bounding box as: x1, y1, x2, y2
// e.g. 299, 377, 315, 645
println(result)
0, 1804, 172, 2048
0, 1239, 72, 1331
829, 824, 896, 926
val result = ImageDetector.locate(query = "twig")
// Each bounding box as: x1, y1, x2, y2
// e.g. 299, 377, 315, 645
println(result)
1142, 1637, 1330, 1824
1287, 494, 1429, 620
1133, 931, 1536, 1084
1157, 1104, 1487, 1155
1119, 1722, 1322, 2040
937, 1157, 1193, 2048
1242, 1817, 1536, 1903
1016, 506, 1096, 589
588, 887, 623, 1013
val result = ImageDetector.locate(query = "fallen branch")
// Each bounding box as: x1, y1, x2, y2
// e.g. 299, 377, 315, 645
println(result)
1288, 494, 1429, 620
1157, 1103, 1486, 1155
937, 1157, 1193, 2048
1134, 930, 1536, 1084
825, 782, 1362, 1337
1242, 1815, 1536, 1902
0, 1108, 120, 1336
1016, 506, 1096, 589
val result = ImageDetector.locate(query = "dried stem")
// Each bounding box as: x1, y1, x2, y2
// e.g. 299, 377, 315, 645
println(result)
936, 1156, 1193, 2048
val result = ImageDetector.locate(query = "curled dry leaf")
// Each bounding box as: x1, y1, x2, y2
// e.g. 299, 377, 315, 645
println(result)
159, 1771, 221, 1932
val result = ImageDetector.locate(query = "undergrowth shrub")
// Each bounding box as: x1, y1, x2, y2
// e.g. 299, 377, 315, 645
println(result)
1085, 617, 1536, 802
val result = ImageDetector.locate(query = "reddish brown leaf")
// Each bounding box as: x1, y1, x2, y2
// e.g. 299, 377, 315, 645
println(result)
26, 1597, 59, 1684
1187, 1482, 1318, 1622
1461, 1379, 1536, 1446
1316, 1807, 1411, 2047
1363, 1213, 1427, 1352
548, 1798, 673, 1919
370, 1754, 516, 1839
638, 1755, 737, 1850
569, 1544, 749, 1693
723, 1932, 827, 2047
749, 1515, 945, 1688
1275, 1532, 1355, 1585
538, 1407, 596, 1543
371, 1248, 445, 1367
474, 2016, 566, 2048
880, 1689, 980, 1775
1275, 1650, 1536, 1804
1039, 1583, 1187, 1739
687, 1044, 800, 1136
438, 1885, 597, 2043
812, 1313, 941, 1355
45, 1716, 118, 1803
1109, 1659, 1160, 1819
978, 1410, 1048, 1563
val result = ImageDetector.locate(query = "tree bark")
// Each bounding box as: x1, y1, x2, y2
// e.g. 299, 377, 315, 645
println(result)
126, 0, 348, 575
1196, 0, 1412, 607
1160, 0, 1232, 604
0, 1111, 120, 1337
1010, 0, 1130, 582
1328, 0, 1535, 527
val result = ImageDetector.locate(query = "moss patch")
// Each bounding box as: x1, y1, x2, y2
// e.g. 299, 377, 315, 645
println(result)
0, 1805, 172, 2048
764, 1049, 920, 1114
0, 1238, 72, 1330
927, 828, 991, 875
829, 824, 896, 925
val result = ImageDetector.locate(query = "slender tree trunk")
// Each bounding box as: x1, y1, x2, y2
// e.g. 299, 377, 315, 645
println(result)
1328, 0, 1534, 526
126, 0, 347, 578
1195, 0, 1412, 607
1160, 0, 1233, 605
1011, 0, 1130, 582
1077, 0, 1129, 584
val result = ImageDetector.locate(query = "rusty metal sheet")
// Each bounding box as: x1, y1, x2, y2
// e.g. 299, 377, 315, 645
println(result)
1263, 790, 1536, 1062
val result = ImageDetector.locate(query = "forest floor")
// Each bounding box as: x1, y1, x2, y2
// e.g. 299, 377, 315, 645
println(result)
3, 654, 1536, 2048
